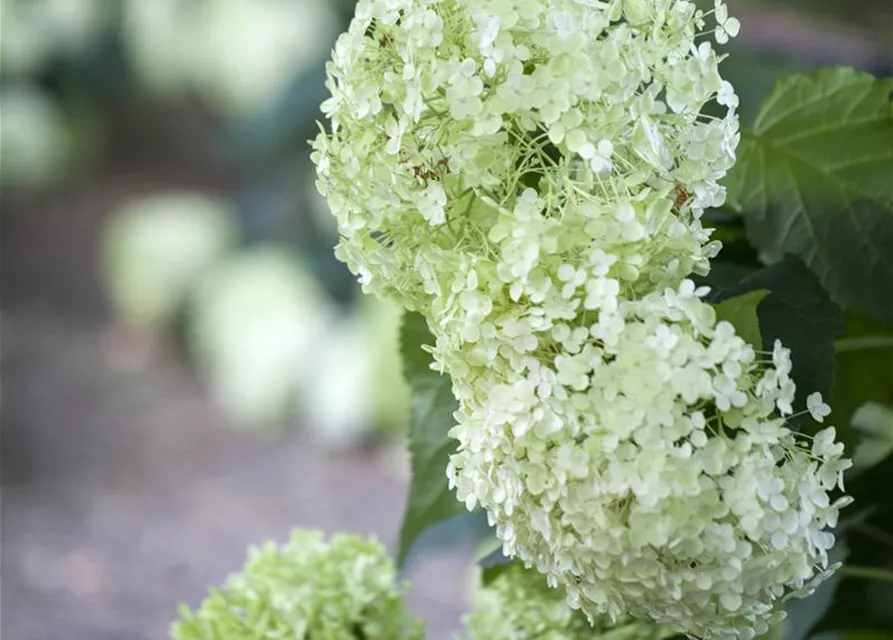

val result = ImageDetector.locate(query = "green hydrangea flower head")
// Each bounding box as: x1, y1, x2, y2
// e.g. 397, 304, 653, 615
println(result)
463, 563, 671, 640
170, 529, 423, 640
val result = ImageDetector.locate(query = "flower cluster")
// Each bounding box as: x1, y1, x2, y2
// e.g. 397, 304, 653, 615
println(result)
447, 285, 851, 639
171, 530, 423, 640
313, 0, 739, 309
313, 0, 851, 638
464, 563, 671, 640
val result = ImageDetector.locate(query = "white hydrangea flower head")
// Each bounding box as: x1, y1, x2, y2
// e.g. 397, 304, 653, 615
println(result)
446, 282, 852, 639
313, 0, 740, 312
313, 1, 850, 638
463, 562, 671, 640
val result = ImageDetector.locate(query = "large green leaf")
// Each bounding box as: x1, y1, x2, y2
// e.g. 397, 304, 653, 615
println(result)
725, 67, 893, 322
396, 312, 464, 567
709, 256, 844, 420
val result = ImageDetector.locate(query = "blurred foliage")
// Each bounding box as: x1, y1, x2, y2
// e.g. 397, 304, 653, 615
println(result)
833, 315, 893, 453
0, 85, 71, 188
770, 0, 893, 43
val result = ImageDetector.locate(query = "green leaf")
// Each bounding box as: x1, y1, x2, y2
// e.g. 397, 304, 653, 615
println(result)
709, 256, 844, 420
725, 67, 893, 322
396, 311, 464, 567
833, 313, 893, 451
713, 289, 770, 348
477, 546, 517, 586
695, 211, 763, 290
705, 47, 815, 127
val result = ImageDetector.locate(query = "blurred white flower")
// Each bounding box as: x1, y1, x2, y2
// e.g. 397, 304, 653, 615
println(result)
303, 296, 411, 445
0, 86, 70, 188
123, 0, 339, 116
121, 0, 198, 99
0, 0, 108, 75
190, 247, 331, 429
186, 245, 409, 441
852, 402, 893, 470
102, 192, 237, 331
303, 316, 374, 447
195, 0, 338, 115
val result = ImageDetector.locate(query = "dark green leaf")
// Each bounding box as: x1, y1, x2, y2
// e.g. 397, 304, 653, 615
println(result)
833, 314, 893, 451
708, 47, 816, 127
725, 67, 893, 321
396, 312, 464, 567
695, 212, 763, 290
713, 289, 770, 348
696, 260, 760, 292
709, 256, 844, 419
478, 547, 516, 586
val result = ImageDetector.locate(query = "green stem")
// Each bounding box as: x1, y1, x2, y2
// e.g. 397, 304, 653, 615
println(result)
855, 523, 893, 551
716, 202, 742, 218
839, 565, 893, 585
834, 336, 893, 353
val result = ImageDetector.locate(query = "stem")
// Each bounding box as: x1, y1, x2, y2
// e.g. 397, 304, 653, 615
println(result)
839, 565, 893, 585
855, 523, 893, 551
834, 336, 893, 353
716, 202, 742, 218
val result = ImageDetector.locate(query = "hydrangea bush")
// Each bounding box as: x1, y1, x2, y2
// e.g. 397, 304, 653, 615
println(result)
172, 0, 893, 638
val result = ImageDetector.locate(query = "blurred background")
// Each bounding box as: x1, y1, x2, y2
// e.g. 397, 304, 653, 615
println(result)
0, 2, 890, 638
